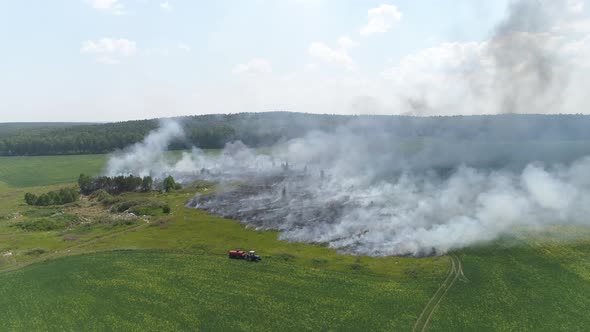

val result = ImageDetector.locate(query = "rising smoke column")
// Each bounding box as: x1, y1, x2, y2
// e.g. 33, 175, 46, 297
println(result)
486, 0, 575, 114
105, 119, 185, 178
391, 0, 587, 116
104, 119, 275, 181
104, 0, 590, 257
104, 118, 590, 257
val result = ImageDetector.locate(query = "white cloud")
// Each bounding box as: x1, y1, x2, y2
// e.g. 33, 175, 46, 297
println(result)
380, 41, 490, 114
337, 36, 358, 49
304, 63, 319, 73
360, 4, 402, 36
566, 0, 584, 13
553, 18, 590, 34
233, 58, 273, 75
177, 42, 191, 52
379, 24, 590, 116
87, 0, 125, 14
80, 38, 137, 64
562, 35, 590, 67
144, 48, 170, 57
308, 42, 356, 70
382, 42, 487, 78
160, 1, 171, 10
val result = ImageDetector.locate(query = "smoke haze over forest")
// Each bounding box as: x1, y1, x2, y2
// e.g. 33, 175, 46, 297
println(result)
103, 117, 590, 256
99, 0, 590, 256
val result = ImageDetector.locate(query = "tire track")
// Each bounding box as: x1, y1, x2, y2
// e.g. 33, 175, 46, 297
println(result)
413, 254, 465, 332
0, 224, 147, 274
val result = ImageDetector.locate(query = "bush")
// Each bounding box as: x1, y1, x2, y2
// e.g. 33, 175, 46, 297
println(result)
162, 205, 171, 214
89, 189, 112, 202
25, 248, 47, 255
111, 200, 143, 213
15, 218, 67, 232
79, 174, 157, 195
24, 187, 79, 206
24, 193, 38, 205
163, 176, 181, 192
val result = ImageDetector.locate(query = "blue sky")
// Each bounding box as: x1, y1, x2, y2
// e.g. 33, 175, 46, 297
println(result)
1, 0, 589, 122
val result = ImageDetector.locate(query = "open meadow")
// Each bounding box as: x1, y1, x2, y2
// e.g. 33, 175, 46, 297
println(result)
1, 154, 590, 331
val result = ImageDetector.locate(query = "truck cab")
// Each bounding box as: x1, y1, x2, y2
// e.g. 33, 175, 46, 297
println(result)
245, 250, 261, 262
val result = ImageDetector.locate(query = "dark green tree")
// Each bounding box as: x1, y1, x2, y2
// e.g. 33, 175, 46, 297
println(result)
163, 176, 178, 192
78, 174, 93, 195
141, 176, 153, 192
24, 193, 38, 205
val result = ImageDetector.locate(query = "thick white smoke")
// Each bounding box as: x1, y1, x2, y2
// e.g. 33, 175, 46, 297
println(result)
105, 120, 274, 181
105, 119, 185, 177
105, 121, 590, 256
103, 0, 590, 256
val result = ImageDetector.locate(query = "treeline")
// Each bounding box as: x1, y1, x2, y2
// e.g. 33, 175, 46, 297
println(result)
1, 120, 156, 156
0, 113, 345, 156
0, 122, 93, 139
3, 113, 590, 156
24, 188, 80, 206
78, 174, 180, 195
23, 175, 182, 206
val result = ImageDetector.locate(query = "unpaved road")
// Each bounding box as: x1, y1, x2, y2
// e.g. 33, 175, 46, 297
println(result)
0, 223, 147, 274
413, 254, 466, 332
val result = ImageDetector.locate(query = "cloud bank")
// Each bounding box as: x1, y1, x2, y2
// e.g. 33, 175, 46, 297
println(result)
80, 38, 137, 64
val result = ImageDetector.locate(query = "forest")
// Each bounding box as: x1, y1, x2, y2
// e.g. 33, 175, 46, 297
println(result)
2, 112, 590, 156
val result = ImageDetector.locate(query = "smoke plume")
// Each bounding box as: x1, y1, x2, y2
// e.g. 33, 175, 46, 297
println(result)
385, 0, 588, 116
487, 0, 572, 113
105, 119, 590, 256
103, 1, 590, 256
105, 119, 185, 178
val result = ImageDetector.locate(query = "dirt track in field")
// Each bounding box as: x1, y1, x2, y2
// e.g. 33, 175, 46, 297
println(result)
413, 254, 467, 332
0, 223, 147, 274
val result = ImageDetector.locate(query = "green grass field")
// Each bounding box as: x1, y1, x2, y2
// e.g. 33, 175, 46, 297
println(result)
0, 251, 439, 331
0, 155, 106, 187
429, 242, 590, 331
1, 154, 590, 331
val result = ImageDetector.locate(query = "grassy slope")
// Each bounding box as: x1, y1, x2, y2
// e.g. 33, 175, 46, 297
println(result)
0, 155, 113, 264
0, 154, 446, 331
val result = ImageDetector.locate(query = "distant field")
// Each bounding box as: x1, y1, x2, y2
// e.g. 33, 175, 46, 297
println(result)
0, 150, 222, 188
0, 155, 106, 187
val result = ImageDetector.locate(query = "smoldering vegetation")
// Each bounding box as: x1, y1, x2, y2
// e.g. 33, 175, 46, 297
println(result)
105, 118, 590, 257
104, 0, 590, 256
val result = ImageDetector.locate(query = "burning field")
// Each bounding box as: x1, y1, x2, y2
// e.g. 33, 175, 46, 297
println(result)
99, 0, 590, 257
105, 120, 590, 257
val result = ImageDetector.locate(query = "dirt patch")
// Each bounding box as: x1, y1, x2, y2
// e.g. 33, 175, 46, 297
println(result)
63, 234, 79, 242
0, 191, 21, 199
